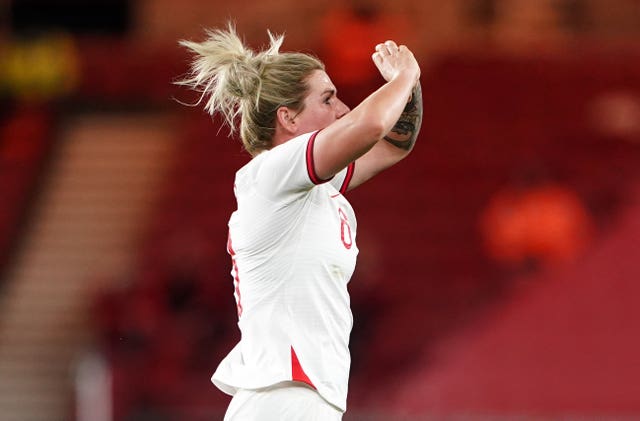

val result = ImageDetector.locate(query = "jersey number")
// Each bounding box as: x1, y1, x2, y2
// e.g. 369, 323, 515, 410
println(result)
338, 208, 353, 250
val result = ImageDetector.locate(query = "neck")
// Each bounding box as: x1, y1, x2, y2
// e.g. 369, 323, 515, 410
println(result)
272, 126, 296, 148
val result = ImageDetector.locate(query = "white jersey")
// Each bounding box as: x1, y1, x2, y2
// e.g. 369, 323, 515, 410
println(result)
212, 131, 358, 412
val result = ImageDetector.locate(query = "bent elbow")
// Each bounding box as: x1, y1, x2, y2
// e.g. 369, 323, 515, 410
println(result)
360, 117, 388, 143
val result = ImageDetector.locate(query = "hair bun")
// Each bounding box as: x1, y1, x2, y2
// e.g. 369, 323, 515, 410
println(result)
176, 23, 322, 155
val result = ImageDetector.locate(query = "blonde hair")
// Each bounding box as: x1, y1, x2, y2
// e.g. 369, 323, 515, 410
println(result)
177, 23, 324, 156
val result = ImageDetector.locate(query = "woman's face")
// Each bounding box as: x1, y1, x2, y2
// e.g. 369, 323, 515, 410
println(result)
292, 69, 350, 134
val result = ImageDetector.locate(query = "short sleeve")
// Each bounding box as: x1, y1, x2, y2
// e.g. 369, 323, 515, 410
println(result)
329, 162, 355, 195
254, 131, 332, 201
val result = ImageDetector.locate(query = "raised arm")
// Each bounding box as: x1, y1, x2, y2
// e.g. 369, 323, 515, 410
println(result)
384, 82, 422, 151
346, 81, 423, 190
312, 41, 421, 181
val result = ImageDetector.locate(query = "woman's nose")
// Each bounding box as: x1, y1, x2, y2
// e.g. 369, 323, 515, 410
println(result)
336, 99, 350, 118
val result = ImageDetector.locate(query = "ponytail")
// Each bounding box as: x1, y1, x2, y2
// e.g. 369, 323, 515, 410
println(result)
177, 23, 324, 155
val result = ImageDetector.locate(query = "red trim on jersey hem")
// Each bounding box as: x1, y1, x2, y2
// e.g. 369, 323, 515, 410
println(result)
340, 162, 355, 194
291, 346, 316, 389
306, 131, 333, 185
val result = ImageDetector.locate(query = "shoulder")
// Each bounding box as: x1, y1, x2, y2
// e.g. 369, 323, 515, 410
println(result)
252, 131, 318, 176
235, 131, 321, 199
270, 131, 316, 155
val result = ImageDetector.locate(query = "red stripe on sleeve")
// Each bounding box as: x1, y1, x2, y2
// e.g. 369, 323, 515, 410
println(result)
291, 346, 316, 388
340, 162, 355, 194
305, 131, 333, 185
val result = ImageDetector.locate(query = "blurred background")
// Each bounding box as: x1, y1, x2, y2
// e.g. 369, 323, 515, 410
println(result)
1, 0, 640, 420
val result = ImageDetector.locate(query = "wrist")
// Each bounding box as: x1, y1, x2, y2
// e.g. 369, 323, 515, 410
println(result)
390, 71, 417, 93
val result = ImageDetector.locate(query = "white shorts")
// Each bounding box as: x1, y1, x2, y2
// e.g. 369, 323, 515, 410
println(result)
223, 381, 343, 421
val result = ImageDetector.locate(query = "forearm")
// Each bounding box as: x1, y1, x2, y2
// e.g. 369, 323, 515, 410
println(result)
347, 71, 419, 142
383, 81, 423, 152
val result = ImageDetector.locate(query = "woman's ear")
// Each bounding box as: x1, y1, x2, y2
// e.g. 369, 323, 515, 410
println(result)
276, 106, 297, 134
